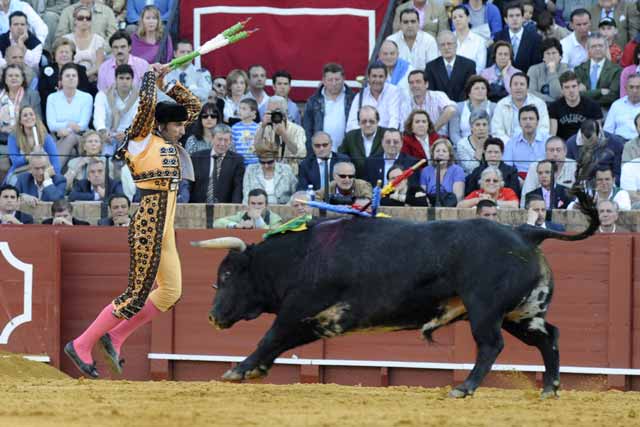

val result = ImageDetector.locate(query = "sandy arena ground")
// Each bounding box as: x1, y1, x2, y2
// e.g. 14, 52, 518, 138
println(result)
1, 353, 640, 427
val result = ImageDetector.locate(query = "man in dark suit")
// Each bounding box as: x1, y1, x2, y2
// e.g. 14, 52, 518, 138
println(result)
15, 152, 66, 205
574, 33, 622, 109
493, 3, 542, 74
525, 193, 566, 231
180, 124, 245, 203
0, 184, 33, 224
41, 198, 90, 226
364, 128, 418, 187
69, 159, 123, 202
98, 193, 131, 226
338, 105, 385, 179
297, 131, 350, 191
424, 30, 476, 102
524, 160, 572, 210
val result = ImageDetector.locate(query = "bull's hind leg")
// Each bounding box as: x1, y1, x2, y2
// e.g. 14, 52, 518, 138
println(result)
450, 306, 505, 398
502, 319, 560, 398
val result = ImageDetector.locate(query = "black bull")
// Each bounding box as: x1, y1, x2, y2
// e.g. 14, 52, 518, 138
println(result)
193, 192, 599, 398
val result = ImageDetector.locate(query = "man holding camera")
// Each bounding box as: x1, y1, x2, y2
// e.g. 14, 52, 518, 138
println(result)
315, 161, 373, 205
253, 95, 306, 174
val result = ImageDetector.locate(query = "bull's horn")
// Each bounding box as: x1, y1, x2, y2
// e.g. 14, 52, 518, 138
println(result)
191, 237, 247, 252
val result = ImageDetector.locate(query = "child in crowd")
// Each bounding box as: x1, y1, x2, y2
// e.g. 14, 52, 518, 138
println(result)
232, 98, 260, 165
599, 19, 622, 64
522, 0, 537, 31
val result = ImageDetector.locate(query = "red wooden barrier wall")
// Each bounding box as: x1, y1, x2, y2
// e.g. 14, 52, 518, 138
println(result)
0, 225, 638, 390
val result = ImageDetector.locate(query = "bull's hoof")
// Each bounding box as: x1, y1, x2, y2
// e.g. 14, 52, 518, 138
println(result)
221, 368, 244, 382
540, 388, 559, 400
244, 366, 268, 380
449, 387, 472, 399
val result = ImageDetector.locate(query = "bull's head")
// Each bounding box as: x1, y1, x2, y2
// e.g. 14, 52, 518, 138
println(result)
192, 237, 265, 330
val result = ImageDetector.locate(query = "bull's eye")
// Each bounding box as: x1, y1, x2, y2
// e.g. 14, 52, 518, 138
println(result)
222, 271, 231, 281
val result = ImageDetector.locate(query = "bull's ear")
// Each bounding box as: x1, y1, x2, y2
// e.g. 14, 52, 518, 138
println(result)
191, 237, 247, 252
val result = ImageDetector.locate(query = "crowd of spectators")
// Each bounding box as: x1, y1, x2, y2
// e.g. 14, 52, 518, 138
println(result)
0, 0, 638, 233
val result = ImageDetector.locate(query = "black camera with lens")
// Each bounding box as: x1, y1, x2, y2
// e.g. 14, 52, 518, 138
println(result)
270, 109, 284, 124
328, 193, 356, 205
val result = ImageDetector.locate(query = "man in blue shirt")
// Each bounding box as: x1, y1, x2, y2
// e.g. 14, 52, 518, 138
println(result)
504, 105, 548, 177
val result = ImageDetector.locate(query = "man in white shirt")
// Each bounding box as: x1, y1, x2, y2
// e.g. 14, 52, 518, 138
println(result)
604, 73, 640, 141
246, 64, 270, 118
386, 9, 438, 70
560, 9, 592, 69
491, 72, 550, 143
570, 166, 631, 210
303, 63, 355, 152
94, 64, 139, 156
347, 64, 401, 131
399, 69, 455, 134
165, 40, 213, 103
378, 40, 414, 100
620, 156, 640, 207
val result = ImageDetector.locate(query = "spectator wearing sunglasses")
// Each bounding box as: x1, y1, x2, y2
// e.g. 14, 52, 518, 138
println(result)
458, 165, 518, 208
297, 131, 349, 191
242, 145, 297, 205
184, 102, 221, 154
315, 161, 372, 205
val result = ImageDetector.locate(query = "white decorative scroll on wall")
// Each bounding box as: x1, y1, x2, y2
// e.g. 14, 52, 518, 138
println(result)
0, 242, 33, 345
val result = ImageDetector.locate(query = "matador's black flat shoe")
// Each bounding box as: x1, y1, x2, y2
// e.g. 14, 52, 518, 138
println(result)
64, 341, 99, 379
99, 334, 124, 375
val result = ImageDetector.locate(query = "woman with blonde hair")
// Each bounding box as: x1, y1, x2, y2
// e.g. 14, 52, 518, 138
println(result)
63, 5, 106, 82
419, 138, 465, 204
223, 68, 249, 124
5, 105, 59, 184
131, 5, 173, 63
65, 130, 104, 187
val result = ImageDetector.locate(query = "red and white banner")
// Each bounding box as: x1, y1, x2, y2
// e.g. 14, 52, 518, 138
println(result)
179, 0, 389, 100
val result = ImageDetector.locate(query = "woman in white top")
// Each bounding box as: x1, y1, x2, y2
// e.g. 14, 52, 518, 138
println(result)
455, 109, 490, 175
63, 5, 105, 82
449, 75, 495, 145
451, 5, 486, 74
223, 68, 249, 125
242, 146, 297, 205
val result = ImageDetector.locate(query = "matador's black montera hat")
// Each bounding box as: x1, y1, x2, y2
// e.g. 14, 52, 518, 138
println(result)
155, 102, 188, 124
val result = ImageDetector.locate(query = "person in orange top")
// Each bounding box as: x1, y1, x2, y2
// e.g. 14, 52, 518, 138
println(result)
457, 165, 519, 208
64, 63, 201, 379
401, 109, 440, 160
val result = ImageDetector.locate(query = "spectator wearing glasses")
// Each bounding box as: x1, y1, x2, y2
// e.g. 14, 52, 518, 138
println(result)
458, 166, 519, 208
62, 5, 105, 83
365, 128, 417, 187
165, 40, 213, 104
315, 161, 372, 205
56, 0, 117, 41
339, 105, 385, 179
242, 145, 297, 205
297, 131, 349, 191
184, 102, 221, 154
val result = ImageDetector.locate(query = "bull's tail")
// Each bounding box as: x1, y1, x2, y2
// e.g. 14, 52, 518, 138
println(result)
518, 162, 600, 246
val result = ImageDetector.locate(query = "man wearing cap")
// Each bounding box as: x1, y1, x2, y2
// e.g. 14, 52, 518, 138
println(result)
598, 18, 622, 64
589, 0, 640, 48
64, 63, 201, 379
